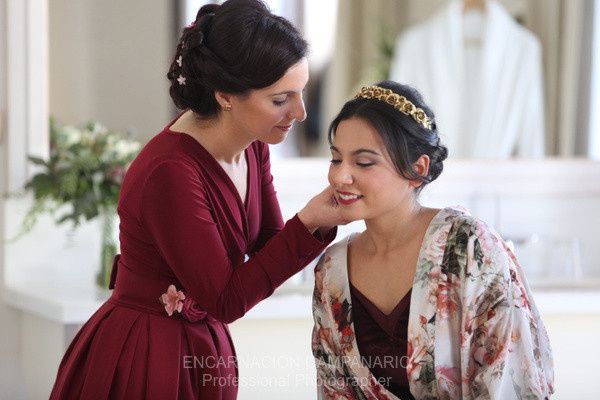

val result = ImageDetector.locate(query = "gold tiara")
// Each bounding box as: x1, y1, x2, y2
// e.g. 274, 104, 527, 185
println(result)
355, 86, 433, 130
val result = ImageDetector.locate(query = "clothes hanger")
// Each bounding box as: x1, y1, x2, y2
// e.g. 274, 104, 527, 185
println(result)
462, 0, 486, 43
462, 0, 486, 12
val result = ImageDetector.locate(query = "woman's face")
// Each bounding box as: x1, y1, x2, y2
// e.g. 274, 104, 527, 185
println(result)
328, 117, 419, 222
228, 58, 308, 144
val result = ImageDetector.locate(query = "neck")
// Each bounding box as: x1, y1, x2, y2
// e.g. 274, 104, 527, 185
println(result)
362, 198, 425, 254
178, 110, 253, 164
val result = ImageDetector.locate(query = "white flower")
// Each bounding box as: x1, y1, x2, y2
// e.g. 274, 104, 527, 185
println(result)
61, 126, 82, 147
114, 140, 140, 158
80, 130, 95, 146
92, 171, 104, 185
90, 122, 107, 135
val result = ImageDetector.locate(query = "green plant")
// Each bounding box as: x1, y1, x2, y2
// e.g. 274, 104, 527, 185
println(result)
16, 118, 141, 238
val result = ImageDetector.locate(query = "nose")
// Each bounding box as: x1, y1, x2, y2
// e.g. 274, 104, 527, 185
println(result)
329, 162, 353, 187
289, 97, 307, 122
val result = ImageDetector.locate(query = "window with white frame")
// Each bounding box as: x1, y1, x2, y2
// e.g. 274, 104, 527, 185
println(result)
3, 0, 49, 194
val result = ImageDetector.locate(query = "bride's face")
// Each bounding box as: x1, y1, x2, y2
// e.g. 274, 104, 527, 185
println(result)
328, 117, 418, 221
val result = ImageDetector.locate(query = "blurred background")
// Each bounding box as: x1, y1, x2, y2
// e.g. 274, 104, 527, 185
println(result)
1, 0, 599, 398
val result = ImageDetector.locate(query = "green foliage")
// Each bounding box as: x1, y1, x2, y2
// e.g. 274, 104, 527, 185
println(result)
12, 118, 141, 239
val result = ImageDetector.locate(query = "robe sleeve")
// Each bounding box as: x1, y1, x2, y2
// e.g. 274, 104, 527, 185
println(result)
312, 318, 346, 399
311, 256, 354, 399
249, 142, 284, 254
458, 221, 554, 399
140, 158, 336, 324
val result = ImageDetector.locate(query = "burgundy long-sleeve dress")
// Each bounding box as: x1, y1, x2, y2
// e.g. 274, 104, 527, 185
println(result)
49, 122, 335, 399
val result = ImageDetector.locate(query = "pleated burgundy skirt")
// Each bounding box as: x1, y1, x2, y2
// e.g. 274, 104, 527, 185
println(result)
49, 258, 239, 399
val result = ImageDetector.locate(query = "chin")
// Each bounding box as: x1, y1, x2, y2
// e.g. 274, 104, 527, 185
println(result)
340, 207, 366, 222
263, 133, 287, 145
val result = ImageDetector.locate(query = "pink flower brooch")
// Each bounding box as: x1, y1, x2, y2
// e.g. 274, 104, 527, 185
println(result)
159, 285, 208, 322
159, 285, 185, 316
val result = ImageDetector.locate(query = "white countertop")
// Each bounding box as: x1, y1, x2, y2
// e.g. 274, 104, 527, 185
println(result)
5, 279, 600, 324
2, 282, 320, 324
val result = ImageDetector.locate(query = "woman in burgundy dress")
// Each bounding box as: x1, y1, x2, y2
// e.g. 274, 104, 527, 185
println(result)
49, 1, 346, 398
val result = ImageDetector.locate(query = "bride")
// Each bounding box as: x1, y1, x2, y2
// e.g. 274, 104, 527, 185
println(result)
311, 81, 554, 399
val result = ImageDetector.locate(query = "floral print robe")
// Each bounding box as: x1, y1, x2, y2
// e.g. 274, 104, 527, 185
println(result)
312, 207, 554, 399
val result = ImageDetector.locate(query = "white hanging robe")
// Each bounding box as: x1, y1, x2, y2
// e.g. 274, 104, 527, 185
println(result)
390, 0, 545, 158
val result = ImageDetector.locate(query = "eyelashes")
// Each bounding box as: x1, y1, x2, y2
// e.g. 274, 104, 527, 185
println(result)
329, 159, 375, 168
273, 90, 306, 106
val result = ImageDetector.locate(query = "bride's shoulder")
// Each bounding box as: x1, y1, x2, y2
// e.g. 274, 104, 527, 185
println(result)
315, 233, 358, 271
326, 232, 360, 255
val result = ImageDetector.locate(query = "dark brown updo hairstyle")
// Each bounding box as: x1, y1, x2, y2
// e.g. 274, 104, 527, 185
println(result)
167, 0, 308, 118
329, 81, 448, 193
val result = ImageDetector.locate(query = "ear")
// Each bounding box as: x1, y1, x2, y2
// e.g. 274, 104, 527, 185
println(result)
214, 91, 234, 109
410, 155, 430, 188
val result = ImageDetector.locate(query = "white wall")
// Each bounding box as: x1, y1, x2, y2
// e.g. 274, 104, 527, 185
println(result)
0, 203, 25, 400
0, 0, 26, 397
49, 0, 175, 143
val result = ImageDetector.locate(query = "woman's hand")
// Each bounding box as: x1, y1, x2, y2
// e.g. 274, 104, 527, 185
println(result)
297, 186, 350, 233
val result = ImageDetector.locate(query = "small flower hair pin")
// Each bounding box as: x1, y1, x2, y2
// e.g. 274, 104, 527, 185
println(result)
177, 74, 186, 86
186, 20, 196, 29
159, 284, 186, 316
176, 55, 182, 67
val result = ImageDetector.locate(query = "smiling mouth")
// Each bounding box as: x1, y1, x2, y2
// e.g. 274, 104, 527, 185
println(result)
337, 192, 364, 205
276, 124, 292, 131
338, 193, 363, 201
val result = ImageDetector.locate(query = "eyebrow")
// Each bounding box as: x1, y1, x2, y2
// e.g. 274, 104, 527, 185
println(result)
271, 90, 296, 96
329, 146, 381, 156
